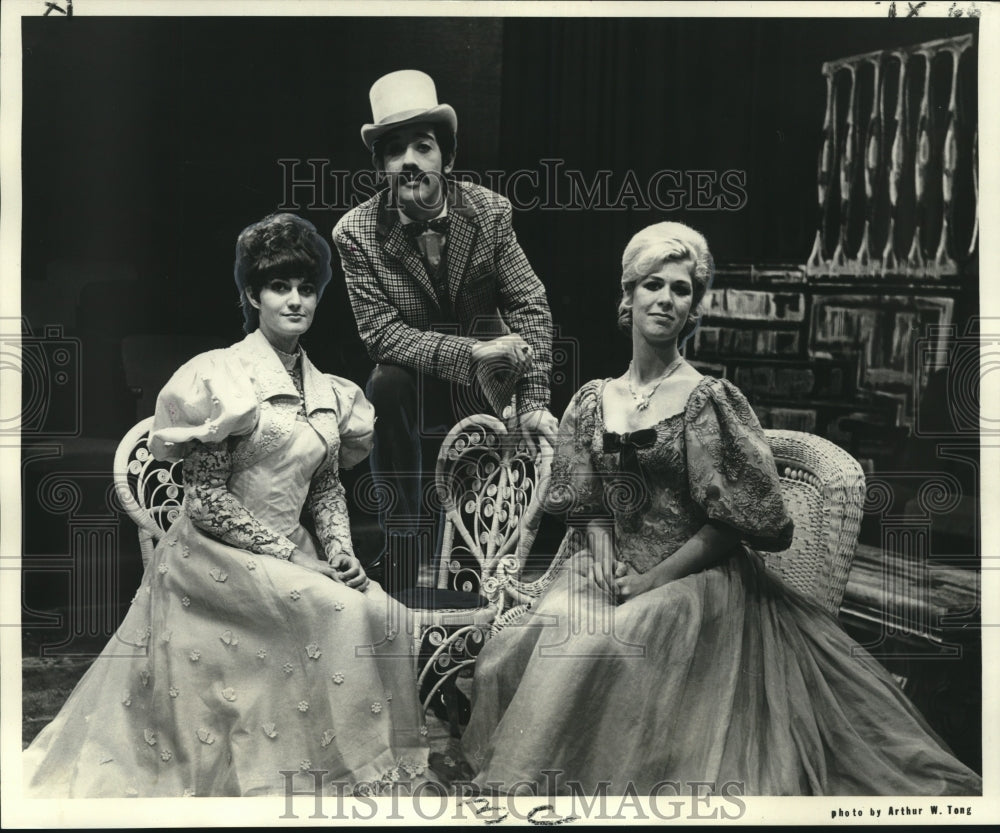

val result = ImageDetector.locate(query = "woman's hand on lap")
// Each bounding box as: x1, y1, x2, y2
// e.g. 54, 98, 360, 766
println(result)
615, 566, 653, 603
290, 549, 342, 580
329, 554, 370, 591
590, 556, 628, 601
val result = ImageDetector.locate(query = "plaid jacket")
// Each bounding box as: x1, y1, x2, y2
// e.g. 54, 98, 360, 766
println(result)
332, 181, 553, 416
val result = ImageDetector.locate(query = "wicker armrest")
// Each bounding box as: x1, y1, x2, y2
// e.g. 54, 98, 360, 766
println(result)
764, 429, 866, 616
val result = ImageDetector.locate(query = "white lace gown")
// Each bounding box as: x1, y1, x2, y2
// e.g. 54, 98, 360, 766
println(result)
23, 330, 432, 797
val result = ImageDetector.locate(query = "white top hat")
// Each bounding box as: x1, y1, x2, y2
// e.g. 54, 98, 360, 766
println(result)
361, 69, 458, 151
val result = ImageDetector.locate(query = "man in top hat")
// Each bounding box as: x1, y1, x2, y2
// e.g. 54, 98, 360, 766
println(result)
333, 69, 557, 590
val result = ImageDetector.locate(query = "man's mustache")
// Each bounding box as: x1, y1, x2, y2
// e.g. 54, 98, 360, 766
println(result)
390, 169, 445, 185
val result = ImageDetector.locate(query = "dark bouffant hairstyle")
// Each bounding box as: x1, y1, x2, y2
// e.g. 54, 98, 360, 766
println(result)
233, 213, 332, 334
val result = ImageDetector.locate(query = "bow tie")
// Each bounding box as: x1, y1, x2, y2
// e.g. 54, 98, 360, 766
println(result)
402, 216, 449, 238
603, 429, 657, 525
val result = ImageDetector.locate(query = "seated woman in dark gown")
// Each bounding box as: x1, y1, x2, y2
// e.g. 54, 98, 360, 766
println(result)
461, 221, 982, 797
23, 214, 434, 797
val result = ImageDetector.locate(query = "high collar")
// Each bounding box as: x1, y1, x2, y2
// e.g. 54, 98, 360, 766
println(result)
238, 329, 339, 414
271, 343, 301, 371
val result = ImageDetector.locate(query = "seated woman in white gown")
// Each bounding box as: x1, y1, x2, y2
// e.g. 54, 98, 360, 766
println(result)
461, 221, 982, 797
23, 213, 434, 797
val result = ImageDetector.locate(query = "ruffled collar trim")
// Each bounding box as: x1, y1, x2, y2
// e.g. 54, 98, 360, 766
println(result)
238, 329, 339, 415
271, 343, 301, 371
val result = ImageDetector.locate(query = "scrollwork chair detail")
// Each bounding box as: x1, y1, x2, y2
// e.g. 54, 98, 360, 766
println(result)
418, 424, 866, 730
434, 415, 554, 607
110, 415, 865, 728
411, 413, 555, 724
112, 416, 184, 568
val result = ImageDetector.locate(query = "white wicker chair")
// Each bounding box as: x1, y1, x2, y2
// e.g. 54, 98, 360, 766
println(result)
761, 429, 867, 616
110, 414, 866, 724
417, 424, 867, 725
409, 414, 554, 723
109, 413, 557, 725
112, 416, 184, 568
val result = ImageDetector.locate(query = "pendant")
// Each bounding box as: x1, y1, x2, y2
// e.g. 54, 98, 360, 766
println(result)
636, 396, 651, 411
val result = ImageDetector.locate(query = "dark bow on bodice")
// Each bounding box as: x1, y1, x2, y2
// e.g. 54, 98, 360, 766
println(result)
602, 428, 656, 527
603, 428, 657, 478
603, 427, 657, 515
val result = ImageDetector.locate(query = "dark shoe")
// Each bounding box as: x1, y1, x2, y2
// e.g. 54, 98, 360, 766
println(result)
423, 686, 472, 729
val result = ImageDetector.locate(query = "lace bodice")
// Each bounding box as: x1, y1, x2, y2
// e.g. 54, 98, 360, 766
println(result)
549, 376, 793, 574
149, 330, 375, 562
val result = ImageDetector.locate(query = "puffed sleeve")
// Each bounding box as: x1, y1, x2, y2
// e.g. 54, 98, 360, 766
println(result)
149, 351, 258, 462
327, 374, 375, 470
544, 381, 611, 526
684, 378, 794, 551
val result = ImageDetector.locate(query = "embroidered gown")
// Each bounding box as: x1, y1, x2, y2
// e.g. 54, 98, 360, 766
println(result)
23, 330, 432, 797
461, 376, 982, 796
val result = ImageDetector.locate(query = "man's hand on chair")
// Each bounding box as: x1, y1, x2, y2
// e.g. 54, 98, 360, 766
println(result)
469, 335, 556, 455
470, 334, 534, 377
517, 408, 558, 457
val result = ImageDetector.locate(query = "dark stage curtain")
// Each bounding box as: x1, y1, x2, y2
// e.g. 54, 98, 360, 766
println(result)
496, 18, 818, 398
495, 17, 977, 404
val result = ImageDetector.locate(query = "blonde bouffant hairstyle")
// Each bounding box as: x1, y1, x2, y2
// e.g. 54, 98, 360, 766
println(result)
617, 222, 715, 344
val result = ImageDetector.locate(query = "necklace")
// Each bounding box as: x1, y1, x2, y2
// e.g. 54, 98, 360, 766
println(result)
627, 356, 685, 411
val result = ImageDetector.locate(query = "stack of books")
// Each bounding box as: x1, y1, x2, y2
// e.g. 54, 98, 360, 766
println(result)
841, 542, 979, 646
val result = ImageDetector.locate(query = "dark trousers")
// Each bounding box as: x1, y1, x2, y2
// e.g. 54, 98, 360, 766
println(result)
365, 364, 487, 589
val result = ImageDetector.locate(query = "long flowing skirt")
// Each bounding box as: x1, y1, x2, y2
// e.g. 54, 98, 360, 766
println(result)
23, 516, 431, 797
462, 552, 982, 796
